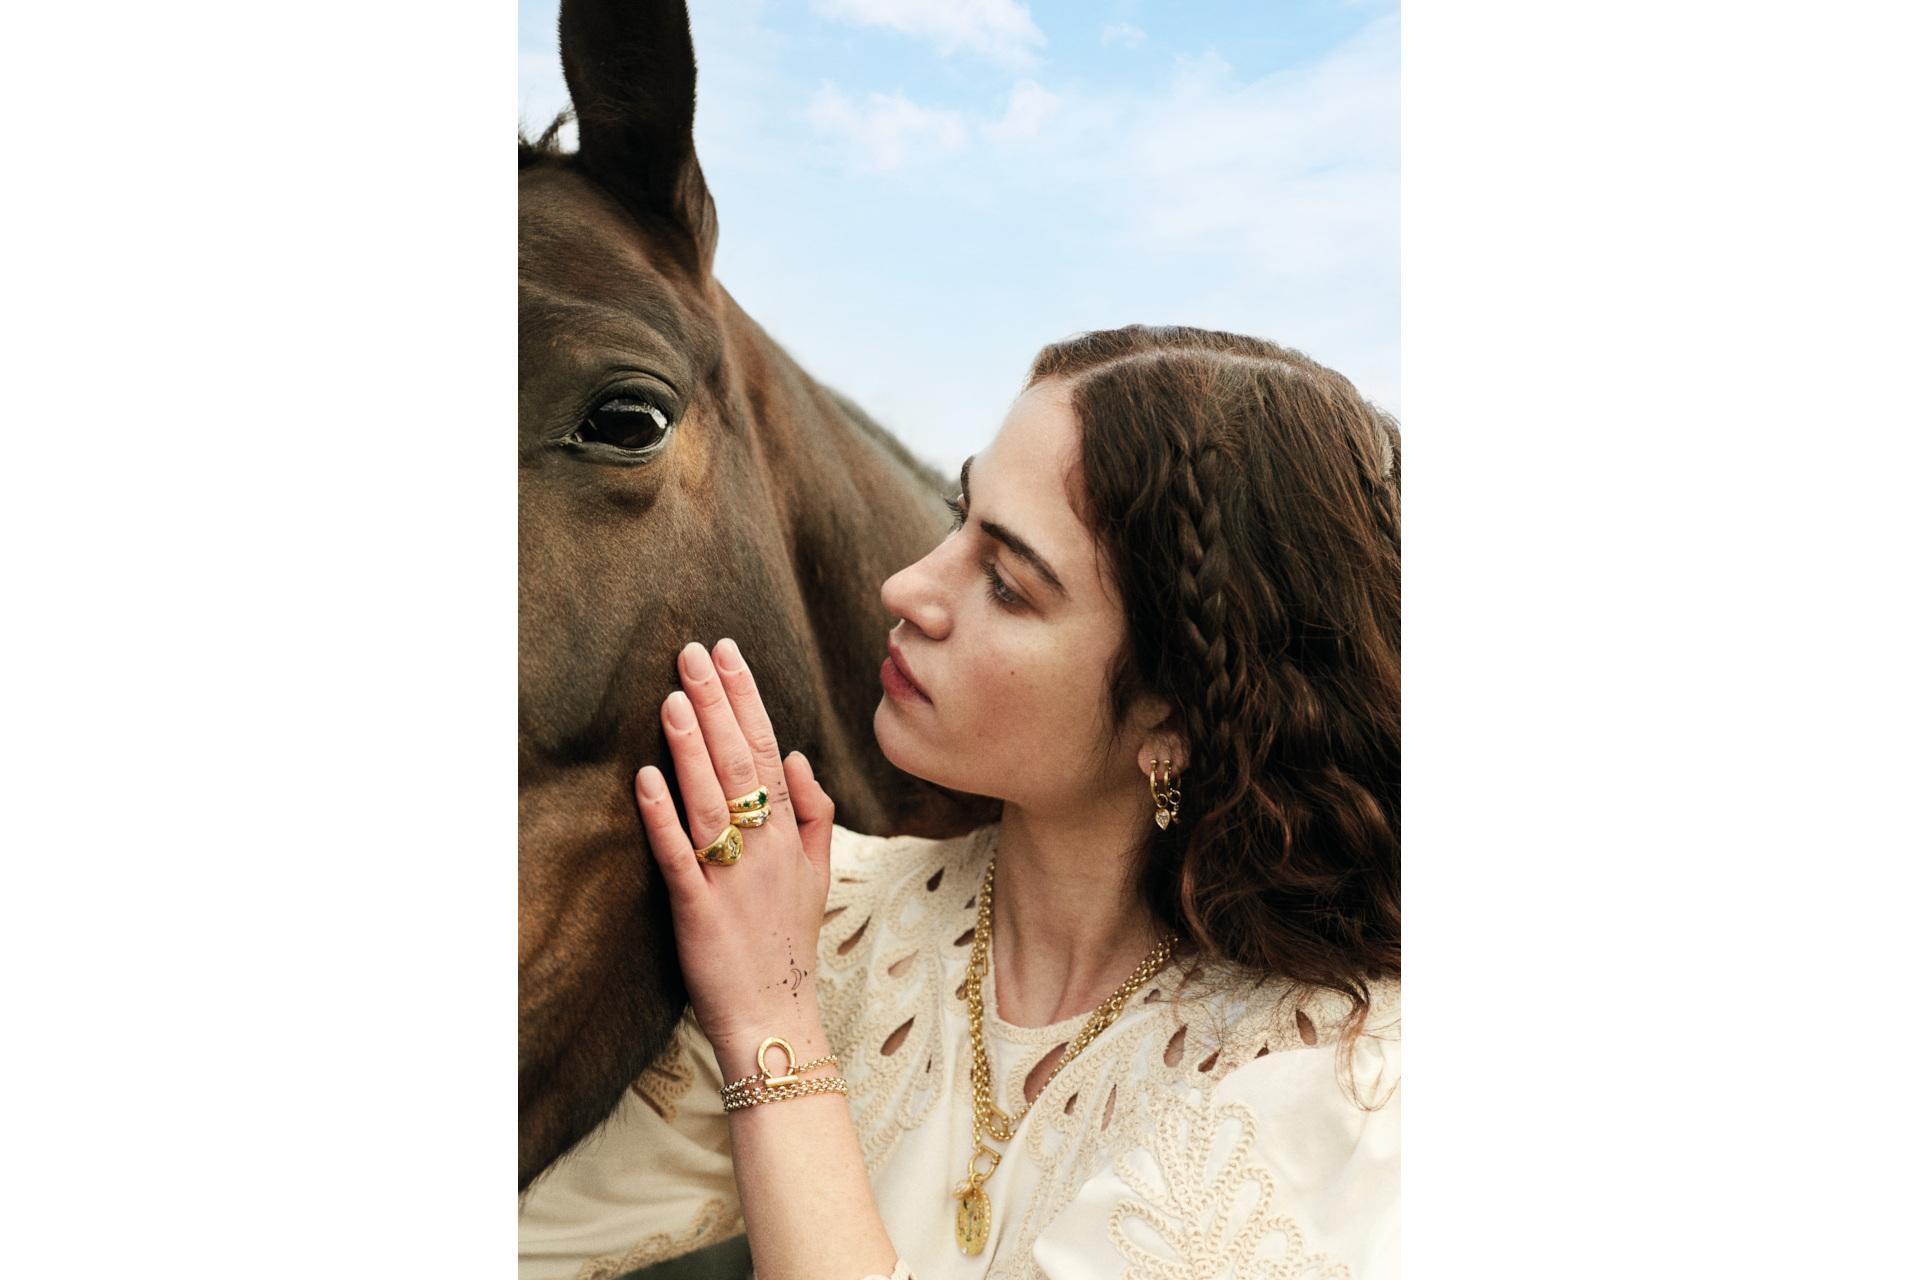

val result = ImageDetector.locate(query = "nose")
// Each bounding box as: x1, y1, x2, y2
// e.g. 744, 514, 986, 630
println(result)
881, 539, 956, 641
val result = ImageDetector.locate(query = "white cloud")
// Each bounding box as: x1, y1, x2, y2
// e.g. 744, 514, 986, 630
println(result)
679, 5, 1401, 454
983, 80, 1061, 140
1100, 22, 1146, 49
1114, 19, 1399, 276
813, 0, 1045, 66
806, 85, 967, 171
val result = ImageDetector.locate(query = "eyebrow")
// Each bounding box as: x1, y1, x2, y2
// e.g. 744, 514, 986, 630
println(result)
959, 457, 1068, 598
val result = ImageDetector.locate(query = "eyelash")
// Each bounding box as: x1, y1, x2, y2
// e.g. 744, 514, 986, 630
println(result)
945, 496, 1025, 609
982, 561, 1023, 608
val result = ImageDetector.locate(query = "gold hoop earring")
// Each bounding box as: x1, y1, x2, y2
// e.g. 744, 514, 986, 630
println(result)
1149, 759, 1181, 830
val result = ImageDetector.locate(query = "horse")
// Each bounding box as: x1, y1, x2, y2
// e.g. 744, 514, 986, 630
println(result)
519, 0, 992, 1191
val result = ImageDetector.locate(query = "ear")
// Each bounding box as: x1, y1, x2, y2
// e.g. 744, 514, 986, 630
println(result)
1130, 697, 1189, 777
559, 0, 719, 276
1136, 736, 1189, 780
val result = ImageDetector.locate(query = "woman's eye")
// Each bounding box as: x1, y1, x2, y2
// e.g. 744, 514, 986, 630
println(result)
982, 561, 1024, 608
568, 397, 671, 452
945, 496, 966, 532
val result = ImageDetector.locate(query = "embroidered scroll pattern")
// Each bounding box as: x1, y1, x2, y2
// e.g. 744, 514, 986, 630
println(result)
629, 1030, 695, 1125
1106, 1093, 1350, 1280
571, 1196, 742, 1280
985, 979, 1347, 1280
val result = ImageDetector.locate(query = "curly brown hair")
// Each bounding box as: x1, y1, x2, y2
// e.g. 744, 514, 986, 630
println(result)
1028, 326, 1400, 1022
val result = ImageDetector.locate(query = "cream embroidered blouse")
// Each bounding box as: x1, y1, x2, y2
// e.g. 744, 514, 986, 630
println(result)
519, 826, 1401, 1280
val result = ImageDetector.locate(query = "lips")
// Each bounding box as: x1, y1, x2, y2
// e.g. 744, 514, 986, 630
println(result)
881, 638, 932, 705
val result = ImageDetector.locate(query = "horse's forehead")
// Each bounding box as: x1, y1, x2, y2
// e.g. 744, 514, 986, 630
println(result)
518, 168, 696, 330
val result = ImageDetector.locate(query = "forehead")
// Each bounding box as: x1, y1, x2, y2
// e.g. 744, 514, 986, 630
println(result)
974, 382, 1102, 582
981, 381, 1076, 476
521, 168, 689, 313
518, 165, 709, 382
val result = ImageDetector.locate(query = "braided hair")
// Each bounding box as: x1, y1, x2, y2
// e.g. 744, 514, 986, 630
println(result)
1028, 326, 1400, 1021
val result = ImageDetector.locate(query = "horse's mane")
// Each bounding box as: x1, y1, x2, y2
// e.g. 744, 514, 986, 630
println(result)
518, 110, 575, 169
823, 387, 957, 493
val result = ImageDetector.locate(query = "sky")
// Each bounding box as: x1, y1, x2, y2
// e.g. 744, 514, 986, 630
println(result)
520, 0, 1399, 475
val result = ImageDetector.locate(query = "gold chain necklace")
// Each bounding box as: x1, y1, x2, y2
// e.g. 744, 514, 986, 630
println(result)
952, 854, 1179, 1255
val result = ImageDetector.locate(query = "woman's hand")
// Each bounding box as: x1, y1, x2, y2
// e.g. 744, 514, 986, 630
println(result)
637, 643, 897, 1280
634, 638, 836, 1064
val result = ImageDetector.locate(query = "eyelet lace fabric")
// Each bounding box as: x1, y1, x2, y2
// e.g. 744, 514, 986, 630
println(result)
821, 826, 1398, 1280
630, 1033, 696, 1125
518, 826, 1399, 1280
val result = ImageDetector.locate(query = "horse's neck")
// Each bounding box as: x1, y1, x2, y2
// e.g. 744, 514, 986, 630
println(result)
720, 296, 990, 839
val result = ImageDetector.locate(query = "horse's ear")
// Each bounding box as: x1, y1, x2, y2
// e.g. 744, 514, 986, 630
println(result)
559, 0, 718, 277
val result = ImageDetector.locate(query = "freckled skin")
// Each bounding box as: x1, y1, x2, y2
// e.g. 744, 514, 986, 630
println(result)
876, 382, 1144, 813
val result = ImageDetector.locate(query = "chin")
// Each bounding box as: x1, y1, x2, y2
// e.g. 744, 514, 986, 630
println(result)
873, 697, 914, 770
874, 698, 957, 794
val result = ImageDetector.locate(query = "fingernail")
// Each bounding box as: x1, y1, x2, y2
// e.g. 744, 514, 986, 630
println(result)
681, 642, 713, 678
637, 767, 665, 799
664, 691, 695, 728
714, 638, 743, 672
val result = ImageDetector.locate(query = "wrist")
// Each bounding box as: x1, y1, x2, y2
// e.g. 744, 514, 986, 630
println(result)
704, 1000, 831, 1083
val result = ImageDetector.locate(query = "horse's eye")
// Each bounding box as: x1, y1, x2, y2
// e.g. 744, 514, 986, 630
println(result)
569, 397, 671, 453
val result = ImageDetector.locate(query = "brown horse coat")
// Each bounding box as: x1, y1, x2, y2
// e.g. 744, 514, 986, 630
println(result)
519, 0, 990, 1190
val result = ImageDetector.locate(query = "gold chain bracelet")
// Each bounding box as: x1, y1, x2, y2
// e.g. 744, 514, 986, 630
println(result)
720, 1036, 843, 1111
719, 1055, 839, 1106
722, 1074, 848, 1112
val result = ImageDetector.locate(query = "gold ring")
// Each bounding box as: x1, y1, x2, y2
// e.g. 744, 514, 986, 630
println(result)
727, 786, 770, 813
693, 824, 743, 866
731, 806, 771, 829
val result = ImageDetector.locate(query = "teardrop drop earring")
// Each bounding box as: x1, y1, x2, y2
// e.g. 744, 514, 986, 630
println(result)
1149, 760, 1181, 830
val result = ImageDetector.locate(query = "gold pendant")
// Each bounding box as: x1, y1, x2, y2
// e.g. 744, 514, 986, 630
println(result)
955, 1185, 990, 1255
1154, 808, 1170, 829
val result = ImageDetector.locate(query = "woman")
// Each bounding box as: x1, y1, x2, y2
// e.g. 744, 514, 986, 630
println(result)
518, 326, 1401, 1280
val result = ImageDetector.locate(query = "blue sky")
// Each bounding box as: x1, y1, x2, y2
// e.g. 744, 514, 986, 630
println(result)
520, 0, 1399, 473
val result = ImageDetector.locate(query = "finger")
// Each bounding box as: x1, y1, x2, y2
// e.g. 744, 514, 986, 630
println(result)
635, 765, 706, 899
678, 642, 777, 819
784, 751, 834, 879
711, 638, 797, 824
660, 689, 733, 849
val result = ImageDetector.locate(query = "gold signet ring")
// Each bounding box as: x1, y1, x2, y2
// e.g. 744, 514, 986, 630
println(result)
693, 823, 744, 866
727, 786, 771, 813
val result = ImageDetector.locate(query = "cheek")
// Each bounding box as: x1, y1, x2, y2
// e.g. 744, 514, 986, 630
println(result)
876, 596, 1127, 799
953, 627, 1113, 757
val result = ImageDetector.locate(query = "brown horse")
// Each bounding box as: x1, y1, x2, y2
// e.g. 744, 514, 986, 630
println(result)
520, 0, 990, 1190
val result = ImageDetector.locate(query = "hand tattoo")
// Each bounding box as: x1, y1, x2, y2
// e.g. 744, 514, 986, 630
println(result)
763, 937, 811, 1005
